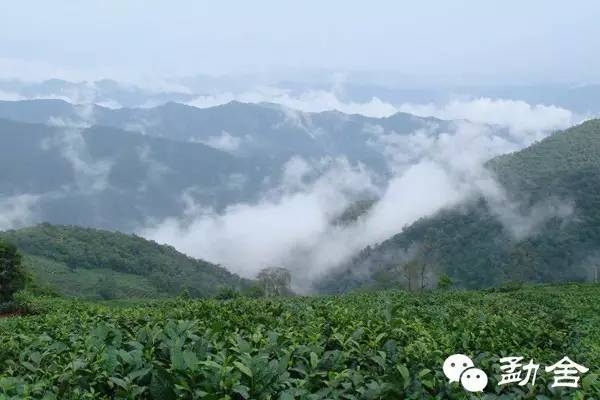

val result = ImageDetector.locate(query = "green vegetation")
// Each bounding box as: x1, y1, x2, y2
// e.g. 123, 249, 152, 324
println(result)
0, 240, 26, 303
0, 224, 248, 299
0, 284, 597, 399
332, 199, 377, 226
321, 120, 600, 292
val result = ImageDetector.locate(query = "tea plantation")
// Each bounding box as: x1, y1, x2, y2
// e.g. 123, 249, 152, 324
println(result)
0, 284, 598, 399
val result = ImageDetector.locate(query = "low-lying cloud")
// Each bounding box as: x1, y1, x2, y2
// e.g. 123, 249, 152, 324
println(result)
0, 194, 40, 230
43, 100, 113, 194
141, 157, 378, 288
140, 104, 577, 291
187, 87, 398, 118
186, 87, 584, 134
192, 131, 246, 154
397, 98, 579, 139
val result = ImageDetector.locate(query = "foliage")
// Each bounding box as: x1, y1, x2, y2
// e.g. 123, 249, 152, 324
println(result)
214, 287, 240, 300
332, 199, 377, 226
0, 284, 598, 399
0, 240, 26, 303
437, 274, 453, 290
241, 283, 266, 298
0, 224, 249, 299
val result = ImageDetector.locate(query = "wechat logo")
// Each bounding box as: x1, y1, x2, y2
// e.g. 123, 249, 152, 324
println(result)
443, 354, 488, 392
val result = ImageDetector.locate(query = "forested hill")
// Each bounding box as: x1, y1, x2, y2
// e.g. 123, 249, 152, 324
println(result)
0, 224, 248, 299
318, 119, 600, 293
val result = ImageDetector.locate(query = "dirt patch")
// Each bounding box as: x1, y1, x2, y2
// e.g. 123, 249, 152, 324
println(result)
0, 310, 23, 318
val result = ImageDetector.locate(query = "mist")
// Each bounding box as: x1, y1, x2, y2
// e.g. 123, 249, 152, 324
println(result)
140, 98, 583, 291
0, 80, 587, 290
0, 194, 39, 231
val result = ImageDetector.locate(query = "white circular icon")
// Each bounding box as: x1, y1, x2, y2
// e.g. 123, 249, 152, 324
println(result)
443, 354, 474, 383
460, 367, 488, 392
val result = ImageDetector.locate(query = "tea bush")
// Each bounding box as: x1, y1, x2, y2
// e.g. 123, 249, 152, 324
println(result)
0, 284, 598, 399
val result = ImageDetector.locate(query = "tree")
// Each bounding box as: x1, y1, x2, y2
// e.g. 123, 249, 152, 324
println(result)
437, 274, 453, 290
95, 275, 119, 300
400, 242, 437, 291
0, 240, 26, 302
402, 260, 420, 291
242, 283, 265, 298
214, 287, 240, 300
257, 267, 292, 297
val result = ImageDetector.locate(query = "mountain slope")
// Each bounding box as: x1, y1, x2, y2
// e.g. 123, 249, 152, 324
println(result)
0, 224, 247, 299
0, 118, 264, 230
318, 119, 600, 292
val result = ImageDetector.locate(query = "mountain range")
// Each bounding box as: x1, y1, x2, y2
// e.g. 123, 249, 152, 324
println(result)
0, 99, 452, 231
1, 96, 599, 296
0, 98, 449, 170
3, 78, 600, 114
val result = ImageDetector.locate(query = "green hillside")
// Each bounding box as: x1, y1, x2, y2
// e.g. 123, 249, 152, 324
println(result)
319, 120, 600, 292
0, 224, 247, 299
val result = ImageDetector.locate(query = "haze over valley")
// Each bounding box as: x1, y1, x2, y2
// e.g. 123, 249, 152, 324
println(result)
0, 77, 595, 292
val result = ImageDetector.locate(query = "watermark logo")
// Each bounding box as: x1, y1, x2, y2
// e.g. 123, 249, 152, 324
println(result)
443, 354, 589, 393
545, 357, 589, 388
498, 357, 539, 386
443, 354, 488, 392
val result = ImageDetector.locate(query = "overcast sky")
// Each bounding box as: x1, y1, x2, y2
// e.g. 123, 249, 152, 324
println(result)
1, 0, 599, 84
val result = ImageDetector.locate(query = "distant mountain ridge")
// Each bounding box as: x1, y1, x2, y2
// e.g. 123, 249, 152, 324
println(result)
0, 118, 265, 231
3, 78, 600, 114
0, 78, 196, 108
0, 99, 458, 231
0, 98, 450, 174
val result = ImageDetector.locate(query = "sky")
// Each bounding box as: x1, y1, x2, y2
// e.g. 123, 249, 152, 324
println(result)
1, 0, 600, 85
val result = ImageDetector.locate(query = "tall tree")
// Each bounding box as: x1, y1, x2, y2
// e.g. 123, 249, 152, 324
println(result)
402, 260, 420, 291
0, 240, 26, 302
257, 267, 292, 297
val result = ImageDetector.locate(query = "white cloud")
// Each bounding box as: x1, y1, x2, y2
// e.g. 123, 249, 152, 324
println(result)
140, 157, 377, 287
398, 97, 579, 139
187, 87, 398, 118
186, 88, 586, 137
0, 194, 39, 230
0, 90, 25, 101
43, 100, 113, 194
136, 145, 171, 192
41, 129, 112, 193
193, 131, 244, 154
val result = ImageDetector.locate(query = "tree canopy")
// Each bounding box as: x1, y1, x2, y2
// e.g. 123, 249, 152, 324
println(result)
0, 240, 26, 302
